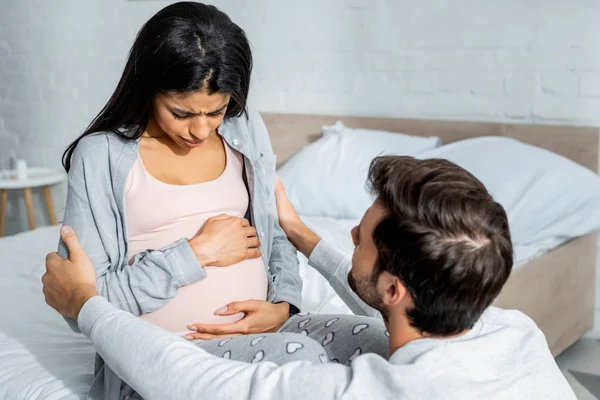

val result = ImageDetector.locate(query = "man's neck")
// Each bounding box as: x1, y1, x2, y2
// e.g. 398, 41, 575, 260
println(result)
387, 314, 471, 356
387, 314, 424, 355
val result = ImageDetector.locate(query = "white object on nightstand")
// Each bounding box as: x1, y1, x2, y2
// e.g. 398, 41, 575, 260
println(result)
16, 160, 28, 180
0, 167, 66, 237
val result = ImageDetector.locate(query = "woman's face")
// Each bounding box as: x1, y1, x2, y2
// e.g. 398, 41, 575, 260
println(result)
151, 90, 231, 149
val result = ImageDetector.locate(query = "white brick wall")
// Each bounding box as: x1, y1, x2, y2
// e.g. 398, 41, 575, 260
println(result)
1, 0, 600, 336
581, 73, 600, 97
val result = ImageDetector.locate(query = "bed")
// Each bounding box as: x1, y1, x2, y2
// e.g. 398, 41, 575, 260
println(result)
262, 112, 599, 357
0, 226, 95, 399
0, 114, 598, 399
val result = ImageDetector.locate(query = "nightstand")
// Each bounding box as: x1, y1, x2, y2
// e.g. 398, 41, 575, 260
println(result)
0, 168, 66, 237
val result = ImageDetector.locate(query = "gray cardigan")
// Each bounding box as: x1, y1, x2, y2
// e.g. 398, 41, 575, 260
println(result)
59, 108, 302, 324
58, 108, 303, 400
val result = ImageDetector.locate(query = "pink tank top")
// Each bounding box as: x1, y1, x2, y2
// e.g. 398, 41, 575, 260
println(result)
125, 140, 268, 335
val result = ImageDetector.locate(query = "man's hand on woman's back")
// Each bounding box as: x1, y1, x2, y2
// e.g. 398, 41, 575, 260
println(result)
43, 226, 98, 320
274, 176, 321, 258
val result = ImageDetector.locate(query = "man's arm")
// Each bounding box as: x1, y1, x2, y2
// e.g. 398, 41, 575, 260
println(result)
79, 296, 352, 400
274, 180, 380, 319
42, 226, 354, 400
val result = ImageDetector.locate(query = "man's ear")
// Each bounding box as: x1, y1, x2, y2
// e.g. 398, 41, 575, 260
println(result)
379, 271, 407, 308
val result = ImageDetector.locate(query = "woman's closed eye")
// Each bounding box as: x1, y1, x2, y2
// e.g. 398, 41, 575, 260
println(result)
172, 112, 191, 120
171, 111, 224, 120
207, 111, 225, 118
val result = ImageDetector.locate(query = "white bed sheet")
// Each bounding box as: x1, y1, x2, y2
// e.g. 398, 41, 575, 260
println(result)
0, 226, 95, 400
0, 220, 537, 399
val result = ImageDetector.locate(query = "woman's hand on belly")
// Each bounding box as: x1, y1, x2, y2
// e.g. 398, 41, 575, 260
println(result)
183, 300, 290, 340
189, 214, 262, 267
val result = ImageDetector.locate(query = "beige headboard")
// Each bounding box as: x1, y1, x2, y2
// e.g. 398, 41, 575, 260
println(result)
262, 113, 600, 173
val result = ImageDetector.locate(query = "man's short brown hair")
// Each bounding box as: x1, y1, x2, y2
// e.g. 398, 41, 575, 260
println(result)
368, 156, 513, 335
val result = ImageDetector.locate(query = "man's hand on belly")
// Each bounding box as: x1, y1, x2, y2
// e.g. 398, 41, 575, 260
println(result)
184, 300, 290, 340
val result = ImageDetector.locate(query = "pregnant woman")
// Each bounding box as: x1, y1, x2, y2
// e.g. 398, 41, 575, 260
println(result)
58, 3, 388, 399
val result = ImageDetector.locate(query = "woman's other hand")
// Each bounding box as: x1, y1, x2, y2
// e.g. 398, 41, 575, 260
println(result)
184, 300, 290, 339
188, 215, 261, 267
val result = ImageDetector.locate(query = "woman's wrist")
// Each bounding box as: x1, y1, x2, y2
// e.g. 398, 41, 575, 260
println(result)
275, 301, 290, 316
273, 301, 291, 329
188, 237, 215, 266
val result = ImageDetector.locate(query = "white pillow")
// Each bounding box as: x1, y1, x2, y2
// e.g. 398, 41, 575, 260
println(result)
277, 121, 442, 219
417, 136, 600, 263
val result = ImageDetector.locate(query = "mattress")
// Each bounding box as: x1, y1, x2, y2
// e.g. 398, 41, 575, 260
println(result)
0, 219, 549, 399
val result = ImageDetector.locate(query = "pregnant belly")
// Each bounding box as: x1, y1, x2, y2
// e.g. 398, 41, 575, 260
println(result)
139, 257, 268, 335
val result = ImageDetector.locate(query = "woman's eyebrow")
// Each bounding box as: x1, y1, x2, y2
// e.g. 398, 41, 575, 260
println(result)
170, 103, 228, 116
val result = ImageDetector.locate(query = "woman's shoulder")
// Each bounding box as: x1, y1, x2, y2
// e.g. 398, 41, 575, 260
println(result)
70, 130, 137, 173
224, 106, 264, 129
77, 129, 136, 149
69, 132, 110, 168
76, 131, 110, 150
224, 107, 272, 150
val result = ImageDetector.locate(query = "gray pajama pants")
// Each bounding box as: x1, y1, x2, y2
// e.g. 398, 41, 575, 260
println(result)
121, 313, 388, 399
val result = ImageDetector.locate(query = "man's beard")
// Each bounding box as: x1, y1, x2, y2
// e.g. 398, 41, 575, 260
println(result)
347, 270, 389, 321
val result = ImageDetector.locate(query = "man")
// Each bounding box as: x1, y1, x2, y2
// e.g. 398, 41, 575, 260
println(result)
43, 156, 575, 399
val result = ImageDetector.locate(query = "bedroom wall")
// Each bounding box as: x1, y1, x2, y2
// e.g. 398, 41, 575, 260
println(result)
1, 0, 600, 336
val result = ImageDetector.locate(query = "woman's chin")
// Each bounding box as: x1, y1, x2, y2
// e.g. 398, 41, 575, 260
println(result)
180, 137, 205, 149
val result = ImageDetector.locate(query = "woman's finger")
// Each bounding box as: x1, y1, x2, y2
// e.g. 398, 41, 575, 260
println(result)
245, 248, 262, 259
187, 321, 248, 335
183, 332, 240, 340
214, 300, 262, 316
246, 237, 261, 249
184, 333, 212, 340
245, 226, 257, 237
208, 214, 231, 222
